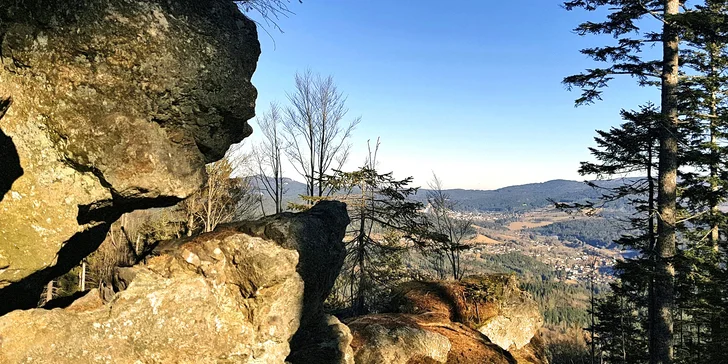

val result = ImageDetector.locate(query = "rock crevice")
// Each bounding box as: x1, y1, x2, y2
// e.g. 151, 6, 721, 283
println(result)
0, 0, 260, 312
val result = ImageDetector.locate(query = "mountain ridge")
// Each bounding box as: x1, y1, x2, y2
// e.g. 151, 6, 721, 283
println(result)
250, 175, 640, 213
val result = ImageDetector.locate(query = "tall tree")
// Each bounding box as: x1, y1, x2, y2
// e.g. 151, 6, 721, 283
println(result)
254, 102, 287, 215
323, 140, 432, 315
577, 105, 659, 363
564, 2, 681, 362
283, 70, 360, 201
672, 3, 728, 359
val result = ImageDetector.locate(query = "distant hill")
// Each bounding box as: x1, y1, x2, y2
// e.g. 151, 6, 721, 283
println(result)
249, 176, 639, 213
413, 178, 639, 213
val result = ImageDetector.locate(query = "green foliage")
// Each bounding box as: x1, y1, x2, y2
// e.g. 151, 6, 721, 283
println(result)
530, 218, 627, 248
469, 251, 608, 327
323, 166, 435, 316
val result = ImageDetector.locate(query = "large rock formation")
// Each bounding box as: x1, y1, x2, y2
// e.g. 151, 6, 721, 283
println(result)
346, 275, 548, 364
231, 202, 352, 363
391, 275, 544, 351
347, 314, 453, 364
0, 201, 349, 364
347, 313, 512, 364
0, 0, 260, 312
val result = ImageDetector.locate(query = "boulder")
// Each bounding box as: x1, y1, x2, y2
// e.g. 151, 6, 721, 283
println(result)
391, 275, 543, 351
348, 314, 451, 364
0, 201, 350, 363
0, 0, 260, 313
231, 201, 351, 363
231, 201, 350, 329
347, 313, 514, 364
0, 222, 302, 363
510, 332, 550, 364
286, 314, 355, 364
342, 275, 548, 363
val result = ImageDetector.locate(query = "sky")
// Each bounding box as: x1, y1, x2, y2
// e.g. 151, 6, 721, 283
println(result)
240, 0, 661, 190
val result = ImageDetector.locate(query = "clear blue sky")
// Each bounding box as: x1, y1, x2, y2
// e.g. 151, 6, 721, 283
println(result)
242, 0, 659, 190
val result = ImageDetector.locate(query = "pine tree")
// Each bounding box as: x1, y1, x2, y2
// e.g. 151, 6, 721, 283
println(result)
671, 3, 728, 361
321, 140, 434, 315
564, 2, 682, 362
578, 105, 659, 363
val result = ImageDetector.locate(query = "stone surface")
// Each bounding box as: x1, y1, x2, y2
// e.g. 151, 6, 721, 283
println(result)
470, 276, 543, 351
0, 226, 303, 364
347, 312, 521, 364
391, 275, 543, 351
231, 201, 351, 363
510, 333, 550, 364
231, 200, 350, 329
286, 314, 355, 364
0, 0, 260, 312
348, 314, 452, 364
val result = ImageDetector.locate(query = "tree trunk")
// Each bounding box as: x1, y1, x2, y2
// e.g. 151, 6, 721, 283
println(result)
648, 130, 657, 360
80, 260, 86, 291
708, 38, 720, 249
653, 1, 679, 363
355, 210, 366, 315
45, 280, 53, 305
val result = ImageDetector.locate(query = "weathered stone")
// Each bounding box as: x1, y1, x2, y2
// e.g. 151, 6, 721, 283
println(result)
510, 332, 550, 364
231, 201, 351, 363
286, 314, 355, 364
391, 275, 543, 351
232, 200, 350, 329
348, 314, 452, 364
0, 227, 303, 364
469, 276, 543, 351
0, 0, 260, 312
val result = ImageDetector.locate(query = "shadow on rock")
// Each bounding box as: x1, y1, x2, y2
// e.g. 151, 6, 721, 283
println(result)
0, 98, 22, 202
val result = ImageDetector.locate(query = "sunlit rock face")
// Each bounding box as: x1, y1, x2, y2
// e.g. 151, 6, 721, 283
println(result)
345, 275, 548, 364
391, 275, 544, 351
0, 202, 350, 363
0, 0, 260, 312
0, 228, 302, 364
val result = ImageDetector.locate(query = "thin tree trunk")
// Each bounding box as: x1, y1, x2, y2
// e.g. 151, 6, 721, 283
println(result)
80, 260, 86, 291
590, 261, 596, 364
648, 133, 657, 360
355, 209, 366, 315
708, 38, 720, 249
621, 295, 627, 363
45, 280, 53, 304
653, 2, 679, 363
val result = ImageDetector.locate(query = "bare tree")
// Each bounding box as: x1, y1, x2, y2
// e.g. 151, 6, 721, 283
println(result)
254, 102, 287, 214
426, 173, 473, 280
283, 70, 360, 201
234, 0, 301, 33
183, 150, 260, 234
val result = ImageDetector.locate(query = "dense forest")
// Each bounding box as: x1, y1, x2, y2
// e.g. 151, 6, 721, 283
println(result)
531, 218, 627, 249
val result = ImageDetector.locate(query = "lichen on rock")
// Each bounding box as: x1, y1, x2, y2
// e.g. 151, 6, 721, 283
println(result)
0, 0, 260, 312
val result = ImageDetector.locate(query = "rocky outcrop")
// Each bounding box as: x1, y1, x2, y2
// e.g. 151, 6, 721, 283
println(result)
347, 313, 511, 364
232, 201, 351, 363
0, 0, 260, 313
510, 332, 550, 364
286, 314, 355, 364
0, 226, 301, 364
0, 202, 349, 364
348, 314, 452, 364
231, 201, 350, 329
345, 275, 547, 364
391, 275, 543, 351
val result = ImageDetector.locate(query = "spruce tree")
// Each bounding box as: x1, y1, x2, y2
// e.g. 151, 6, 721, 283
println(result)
579, 105, 659, 363
564, 2, 682, 362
